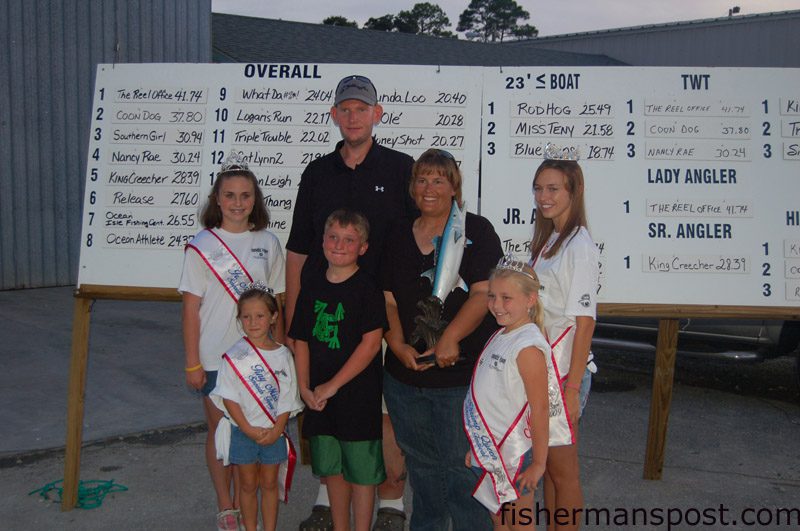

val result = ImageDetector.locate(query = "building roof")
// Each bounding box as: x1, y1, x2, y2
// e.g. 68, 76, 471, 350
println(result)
502, 9, 800, 68
507, 9, 800, 43
211, 14, 624, 66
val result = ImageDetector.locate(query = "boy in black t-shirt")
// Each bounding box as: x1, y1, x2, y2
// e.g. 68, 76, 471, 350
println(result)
289, 209, 386, 531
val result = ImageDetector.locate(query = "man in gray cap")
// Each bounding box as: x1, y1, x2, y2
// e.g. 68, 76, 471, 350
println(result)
286, 75, 414, 531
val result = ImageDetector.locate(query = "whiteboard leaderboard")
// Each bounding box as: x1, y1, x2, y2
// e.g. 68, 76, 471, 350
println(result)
77, 63, 484, 289
77, 64, 800, 307
481, 67, 800, 306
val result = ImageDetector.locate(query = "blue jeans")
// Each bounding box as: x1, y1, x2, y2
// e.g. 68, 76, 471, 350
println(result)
384, 371, 492, 531
229, 426, 286, 465
471, 449, 533, 496
579, 366, 592, 415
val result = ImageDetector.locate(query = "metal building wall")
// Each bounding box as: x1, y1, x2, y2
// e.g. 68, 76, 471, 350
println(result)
0, 0, 211, 290
512, 11, 800, 67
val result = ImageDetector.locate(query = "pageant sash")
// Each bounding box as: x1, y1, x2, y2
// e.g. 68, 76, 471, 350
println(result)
463, 386, 530, 513
532, 233, 596, 446
186, 229, 253, 302
224, 338, 282, 423
223, 337, 297, 502
548, 327, 576, 446
531, 241, 574, 446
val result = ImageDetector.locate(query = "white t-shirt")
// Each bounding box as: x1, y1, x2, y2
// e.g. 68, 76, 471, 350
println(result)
470, 323, 551, 441
532, 226, 599, 379
211, 343, 303, 429
533, 226, 599, 337
178, 228, 286, 370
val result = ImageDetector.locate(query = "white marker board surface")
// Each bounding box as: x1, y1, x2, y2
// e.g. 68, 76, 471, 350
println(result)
77, 63, 484, 288
77, 64, 800, 307
480, 67, 800, 306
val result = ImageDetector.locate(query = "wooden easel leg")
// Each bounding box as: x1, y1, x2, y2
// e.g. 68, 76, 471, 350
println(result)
62, 297, 92, 511
643, 318, 679, 480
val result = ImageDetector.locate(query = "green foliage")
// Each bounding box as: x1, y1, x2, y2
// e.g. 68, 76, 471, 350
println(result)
394, 10, 420, 33
322, 15, 358, 28
405, 2, 451, 35
363, 2, 454, 37
511, 23, 538, 40
364, 14, 396, 31
457, 0, 538, 42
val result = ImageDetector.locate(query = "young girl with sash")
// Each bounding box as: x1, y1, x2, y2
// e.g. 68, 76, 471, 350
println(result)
179, 152, 286, 531
211, 286, 302, 531
531, 150, 599, 531
464, 256, 552, 530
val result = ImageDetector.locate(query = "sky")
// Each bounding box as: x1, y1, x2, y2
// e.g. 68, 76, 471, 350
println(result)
212, 0, 799, 37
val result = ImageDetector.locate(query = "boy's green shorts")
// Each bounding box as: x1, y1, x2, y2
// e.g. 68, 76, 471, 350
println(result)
309, 435, 386, 485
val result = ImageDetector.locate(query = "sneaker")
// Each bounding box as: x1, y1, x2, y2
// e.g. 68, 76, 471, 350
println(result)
217, 508, 241, 531
372, 507, 406, 531
298, 504, 333, 531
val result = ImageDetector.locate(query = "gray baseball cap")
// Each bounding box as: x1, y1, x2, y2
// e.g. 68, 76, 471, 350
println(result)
334, 75, 378, 106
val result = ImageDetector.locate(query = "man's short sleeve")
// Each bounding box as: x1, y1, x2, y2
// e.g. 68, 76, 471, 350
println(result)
288, 287, 312, 341
285, 165, 315, 255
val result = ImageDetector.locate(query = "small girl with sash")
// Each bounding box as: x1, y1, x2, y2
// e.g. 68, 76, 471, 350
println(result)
464, 256, 554, 530
179, 151, 286, 531
211, 286, 303, 531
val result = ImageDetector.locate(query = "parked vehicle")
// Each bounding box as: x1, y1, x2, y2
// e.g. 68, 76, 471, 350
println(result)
591, 317, 800, 386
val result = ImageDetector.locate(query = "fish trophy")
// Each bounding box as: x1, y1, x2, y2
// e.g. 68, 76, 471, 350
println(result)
411, 200, 470, 350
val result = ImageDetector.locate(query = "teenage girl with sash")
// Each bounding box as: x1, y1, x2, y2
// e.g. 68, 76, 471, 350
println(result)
211, 286, 302, 531
464, 257, 551, 530
179, 152, 286, 531
530, 156, 599, 531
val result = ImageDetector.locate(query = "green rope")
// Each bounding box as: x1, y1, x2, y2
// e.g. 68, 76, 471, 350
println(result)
29, 479, 128, 509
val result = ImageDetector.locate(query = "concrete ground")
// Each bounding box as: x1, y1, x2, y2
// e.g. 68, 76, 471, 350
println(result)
1, 287, 799, 529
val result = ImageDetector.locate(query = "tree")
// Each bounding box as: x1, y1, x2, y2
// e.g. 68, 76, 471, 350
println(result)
322, 16, 358, 28
393, 10, 420, 34
401, 3, 452, 36
362, 3, 455, 38
510, 23, 538, 40
457, 0, 537, 42
364, 14, 396, 31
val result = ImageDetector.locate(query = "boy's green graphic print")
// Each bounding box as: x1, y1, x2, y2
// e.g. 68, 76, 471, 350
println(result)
312, 300, 344, 349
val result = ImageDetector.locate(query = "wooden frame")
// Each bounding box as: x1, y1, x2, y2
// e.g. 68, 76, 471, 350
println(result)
62, 285, 180, 511
598, 303, 799, 480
